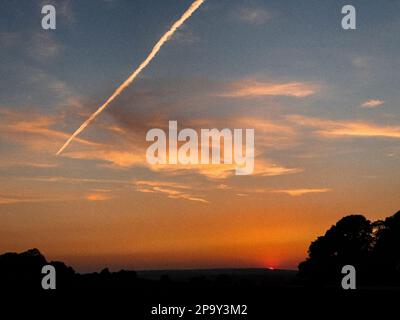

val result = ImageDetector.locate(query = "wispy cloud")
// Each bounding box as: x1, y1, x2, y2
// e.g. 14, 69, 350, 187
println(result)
23, 176, 129, 185
236, 7, 271, 26
218, 79, 318, 98
216, 184, 231, 190
62, 149, 145, 168
55, 113, 300, 180
0, 161, 57, 169
27, 69, 71, 98
0, 193, 76, 205
136, 180, 191, 190
0, 196, 46, 205
360, 99, 385, 109
271, 188, 332, 197
255, 161, 303, 177
0, 191, 114, 205
28, 32, 62, 62
86, 193, 112, 201
232, 187, 331, 197
0, 108, 98, 153
288, 115, 400, 139
352, 56, 369, 69
142, 159, 302, 180
172, 28, 200, 44
238, 117, 297, 149
135, 180, 208, 203
56, 0, 205, 155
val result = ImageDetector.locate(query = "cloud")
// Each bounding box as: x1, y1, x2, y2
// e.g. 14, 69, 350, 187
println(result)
237, 117, 297, 149
216, 184, 231, 190
182, 116, 298, 153
352, 56, 369, 69
55, 111, 300, 179
218, 79, 318, 98
0, 161, 57, 169
86, 193, 112, 201
360, 99, 385, 109
0, 193, 75, 205
255, 161, 303, 177
288, 115, 400, 139
172, 28, 200, 44
0, 65, 77, 110
136, 180, 191, 190
135, 180, 208, 203
91, 189, 112, 193
56, 0, 205, 155
271, 188, 332, 197
143, 159, 302, 180
0, 196, 31, 205
0, 191, 112, 205
6, 78, 298, 182
27, 69, 71, 98
28, 32, 62, 62
0, 196, 44, 205
0, 109, 98, 153
62, 150, 145, 168
236, 7, 271, 25
23, 176, 129, 185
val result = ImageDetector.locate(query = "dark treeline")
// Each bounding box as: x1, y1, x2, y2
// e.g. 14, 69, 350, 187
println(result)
1, 210, 400, 290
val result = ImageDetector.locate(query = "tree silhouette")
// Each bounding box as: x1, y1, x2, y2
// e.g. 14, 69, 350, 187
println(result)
371, 211, 400, 284
299, 211, 400, 286
298, 215, 373, 285
0, 248, 47, 290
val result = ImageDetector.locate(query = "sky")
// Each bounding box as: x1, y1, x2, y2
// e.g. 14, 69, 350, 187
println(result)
0, 0, 399, 272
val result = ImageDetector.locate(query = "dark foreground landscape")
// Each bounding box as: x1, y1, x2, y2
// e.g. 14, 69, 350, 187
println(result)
2, 210, 400, 318
1, 248, 398, 318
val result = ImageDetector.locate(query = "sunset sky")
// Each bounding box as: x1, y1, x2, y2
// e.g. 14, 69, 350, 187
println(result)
1, 0, 399, 272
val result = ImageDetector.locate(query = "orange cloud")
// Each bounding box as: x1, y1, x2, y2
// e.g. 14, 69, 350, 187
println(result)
255, 161, 303, 177
23, 176, 130, 186
289, 115, 400, 139
0, 109, 98, 152
0, 161, 58, 168
135, 180, 208, 203
57, 115, 301, 180
0, 188, 112, 204
271, 188, 332, 197
86, 193, 112, 201
0, 196, 33, 205
360, 99, 385, 108
136, 180, 191, 189
144, 159, 301, 180
0, 193, 76, 205
218, 79, 318, 98
62, 150, 145, 168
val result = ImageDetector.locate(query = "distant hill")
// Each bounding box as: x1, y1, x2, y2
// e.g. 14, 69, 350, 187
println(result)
0, 248, 297, 289
137, 268, 297, 283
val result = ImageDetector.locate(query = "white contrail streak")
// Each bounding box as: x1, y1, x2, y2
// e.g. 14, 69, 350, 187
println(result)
57, 0, 205, 155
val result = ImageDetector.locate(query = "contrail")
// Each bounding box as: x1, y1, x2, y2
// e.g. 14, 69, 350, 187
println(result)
57, 0, 205, 155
